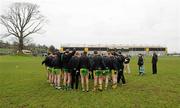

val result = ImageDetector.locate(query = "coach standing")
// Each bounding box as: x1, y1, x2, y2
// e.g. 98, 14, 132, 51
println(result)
117, 52, 126, 85
152, 52, 158, 74
124, 54, 131, 74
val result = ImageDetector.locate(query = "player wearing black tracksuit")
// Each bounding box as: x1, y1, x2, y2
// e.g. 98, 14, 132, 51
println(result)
152, 53, 158, 74
138, 54, 144, 75
92, 52, 105, 91
79, 53, 90, 69
62, 49, 76, 71
92, 54, 105, 71
116, 52, 126, 84
103, 55, 111, 73
51, 51, 62, 88
79, 53, 90, 71
62, 49, 76, 90
88, 54, 94, 79
51, 52, 62, 70
109, 52, 118, 89
42, 55, 53, 68
109, 54, 118, 72
79, 52, 90, 92
68, 53, 80, 89
42, 54, 54, 83
102, 54, 111, 89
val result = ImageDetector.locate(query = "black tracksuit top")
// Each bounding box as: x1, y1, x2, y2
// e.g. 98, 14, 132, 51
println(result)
62, 50, 76, 68
138, 56, 144, 66
68, 56, 79, 69
92, 55, 105, 70
51, 53, 62, 69
42, 56, 53, 67
109, 56, 118, 70
103, 56, 111, 69
88, 55, 94, 71
117, 55, 125, 69
152, 54, 158, 64
79, 55, 90, 69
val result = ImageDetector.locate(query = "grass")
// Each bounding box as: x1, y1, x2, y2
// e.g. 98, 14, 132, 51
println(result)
0, 55, 180, 108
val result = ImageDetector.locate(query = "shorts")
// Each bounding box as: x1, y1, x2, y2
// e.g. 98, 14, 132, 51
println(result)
80, 68, 88, 76
111, 69, 117, 76
63, 68, 69, 73
94, 70, 102, 77
102, 69, 110, 76
47, 67, 53, 73
53, 68, 61, 74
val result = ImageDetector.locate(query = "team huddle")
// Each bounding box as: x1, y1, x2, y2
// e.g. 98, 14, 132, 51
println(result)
42, 48, 137, 92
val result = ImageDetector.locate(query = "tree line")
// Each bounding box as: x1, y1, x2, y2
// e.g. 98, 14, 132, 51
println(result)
0, 40, 48, 55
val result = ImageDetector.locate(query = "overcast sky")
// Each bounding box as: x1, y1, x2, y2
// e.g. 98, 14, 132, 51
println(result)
0, 0, 179, 53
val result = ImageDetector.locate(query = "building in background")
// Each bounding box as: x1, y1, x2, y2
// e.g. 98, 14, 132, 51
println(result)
60, 44, 167, 56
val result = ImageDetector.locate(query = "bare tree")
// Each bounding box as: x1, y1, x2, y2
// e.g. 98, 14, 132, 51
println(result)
0, 2, 46, 54
11, 37, 33, 46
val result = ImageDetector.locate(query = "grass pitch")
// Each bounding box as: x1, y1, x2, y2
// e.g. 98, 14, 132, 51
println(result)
0, 55, 180, 108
